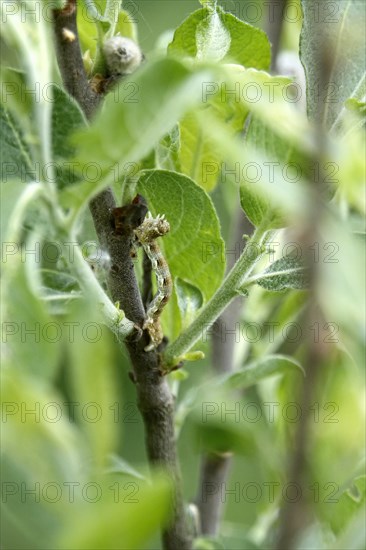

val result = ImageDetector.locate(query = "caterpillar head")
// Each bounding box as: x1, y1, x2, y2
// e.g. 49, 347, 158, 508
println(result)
135, 214, 170, 242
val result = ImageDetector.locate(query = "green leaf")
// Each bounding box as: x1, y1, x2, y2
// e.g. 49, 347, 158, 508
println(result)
168, 7, 270, 190
194, 537, 226, 550
77, 5, 100, 57
72, 57, 217, 190
2, 253, 62, 381
1, 369, 85, 549
1, 369, 84, 487
333, 506, 366, 550
1, 0, 54, 169
1, 180, 27, 242
240, 116, 298, 228
168, 8, 270, 69
137, 169, 225, 339
323, 476, 366, 536
40, 269, 79, 294
103, 0, 119, 25
115, 9, 139, 42
319, 215, 366, 366
0, 104, 35, 182
59, 475, 171, 550
52, 85, 86, 188
156, 125, 181, 172
331, 72, 366, 137
106, 454, 146, 480
198, 0, 217, 10
300, 0, 366, 129
52, 85, 86, 160
67, 300, 119, 469
346, 98, 366, 116
194, 107, 308, 225
39, 269, 81, 314
175, 278, 204, 330
192, 401, 254, 455
223, 354, 304, 390
137, 169, 225, 303
251, 256, 310, 292
0, 67, 33, 128
179, 91, 248, 191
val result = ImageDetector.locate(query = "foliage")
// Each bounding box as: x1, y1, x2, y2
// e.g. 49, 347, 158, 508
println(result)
1, 0, 365, 548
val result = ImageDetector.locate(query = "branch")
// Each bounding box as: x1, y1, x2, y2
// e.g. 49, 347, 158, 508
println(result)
195, 210, 253, 535
52, 0, 101, 118
52, 3, 192, 548
275, 41, 334, 550
266, 0, 287, 72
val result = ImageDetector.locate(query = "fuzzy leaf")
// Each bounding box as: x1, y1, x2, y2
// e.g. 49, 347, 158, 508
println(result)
169, 7, 270, 190
253, 256, 310, 292
300, 0, 366, 130
223, 354, 304, 390
137, 169, 225, 338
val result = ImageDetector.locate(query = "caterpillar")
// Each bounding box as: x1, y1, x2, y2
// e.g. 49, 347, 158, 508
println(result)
134, 214, 172, 352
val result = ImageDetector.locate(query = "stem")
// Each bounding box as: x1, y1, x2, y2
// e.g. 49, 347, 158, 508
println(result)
196, 209, 252, 536
266, 0, 287, 72
52, 0, 101, 119
164, 223, 268, 365
5, 183, 45, 244
52, 3, 192, 547
62, 239, 135, 340
275, 40, 333, 550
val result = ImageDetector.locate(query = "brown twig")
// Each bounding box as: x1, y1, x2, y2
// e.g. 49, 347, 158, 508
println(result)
52, 2, 191, 548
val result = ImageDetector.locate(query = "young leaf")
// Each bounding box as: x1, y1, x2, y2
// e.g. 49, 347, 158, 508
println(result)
239, 116, 299, 228
223, 354, 304, 390
168, 7, 270, 69
0, 104, 36, 182
175, 278, 204, 330
106, 454, 146, 480
169, 7, 270, 190
300, 0, 366, 129
52, 85, 86, 160
136, 169, 225, 340
52, 85, 86, 188
249, 256, 310, 292
1, 0, 54, 170
66, 299, 119, 469
137, 170, 225, 305
72, 57, 217, 181
156, 125, 181, 172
